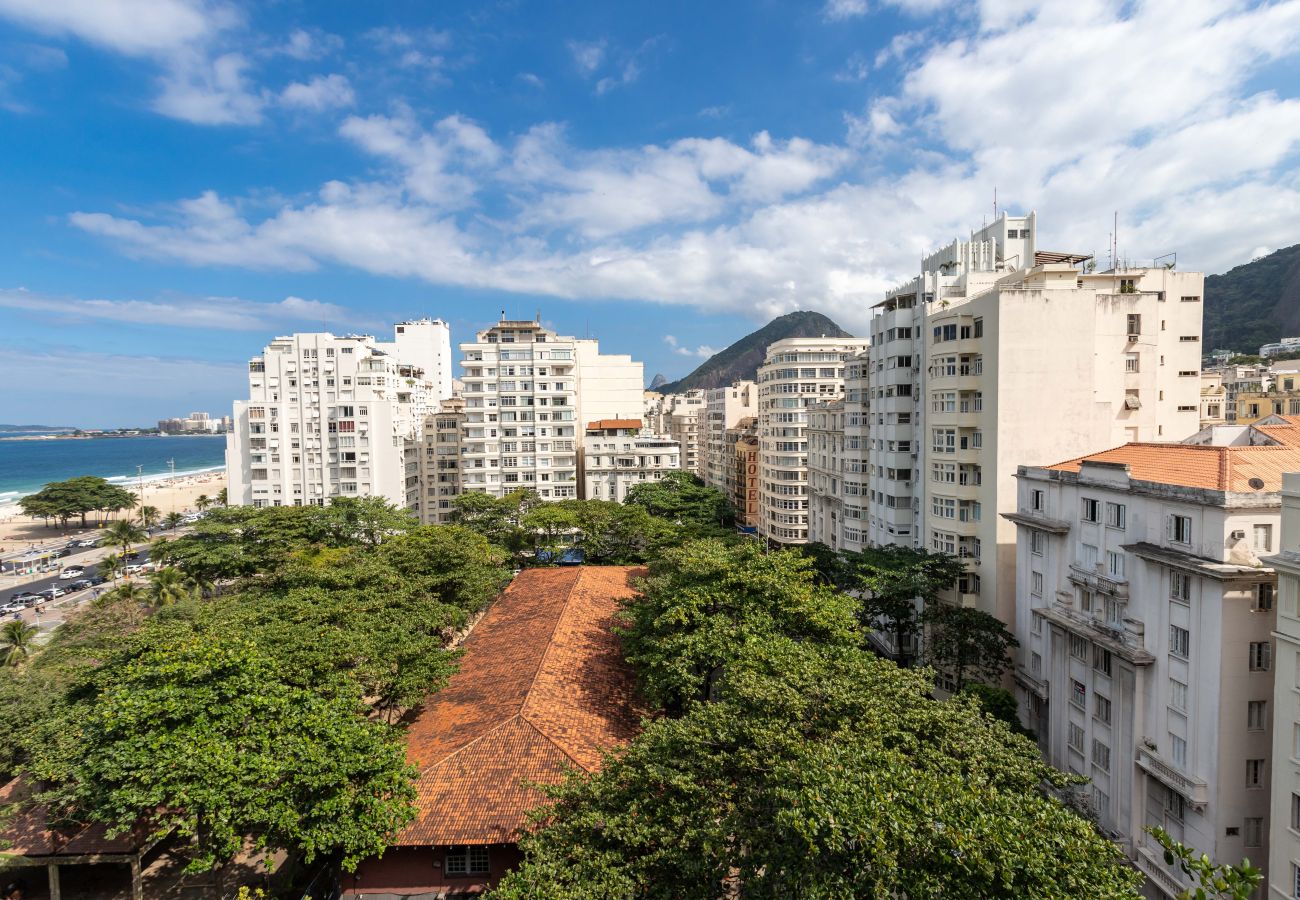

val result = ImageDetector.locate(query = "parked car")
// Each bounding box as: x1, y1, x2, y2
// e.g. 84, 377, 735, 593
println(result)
89, 574, 108, 585
52, 548, 72, 559
123, 564, 145, 575
69, 579, 93, 592
40, 586, 65, 600
0, 603, 24, 615
8, 592, 37, 603
60, 567, 85, 579
77, 538, 99, 548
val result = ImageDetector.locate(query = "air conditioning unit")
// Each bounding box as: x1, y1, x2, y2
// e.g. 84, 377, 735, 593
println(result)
1127, 333, 1140, 342
1231, 530, 1246, 540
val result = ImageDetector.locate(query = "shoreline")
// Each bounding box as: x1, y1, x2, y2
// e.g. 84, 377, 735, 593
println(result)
0, 432, 229, 442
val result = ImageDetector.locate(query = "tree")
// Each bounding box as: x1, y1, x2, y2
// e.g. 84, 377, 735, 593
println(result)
102, 519, 147, 563
1150, 827, 1263, 899
960, 682, 1035, 740
840, 546, 966, 666
324, 496, 415, 546
619, 540, 859, 712
0, 621, 38, 668
624, 471, 733, 532
450, 490, 540, 558
194, 494, 211, 512
32, 636, 417, 874
138, 505, 161, 529
98, 553, 123, 582
496, 637, 1143, 899
148, 567, 194, 607
923, 602, 1019, 691
215, 488, 228, 507
17, 476, 136, 528
163, 511, 185, 531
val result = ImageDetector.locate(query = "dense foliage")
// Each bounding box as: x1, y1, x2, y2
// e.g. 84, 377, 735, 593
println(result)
622, 471, 734, 534
840, 545, 968, 665
0, 502, 511, 873
496, 544, 1145, 898
1204, 241, 1300, 352
18, 475, 136, 527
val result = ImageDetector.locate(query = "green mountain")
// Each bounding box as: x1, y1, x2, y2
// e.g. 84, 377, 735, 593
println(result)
1204, 242, 1300, 352
656, 311, 853, 394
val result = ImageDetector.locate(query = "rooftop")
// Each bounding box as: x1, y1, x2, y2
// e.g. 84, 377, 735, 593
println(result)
1047, 438, 1300, 493
398, 567, 647, 847
587, 418, 643, 431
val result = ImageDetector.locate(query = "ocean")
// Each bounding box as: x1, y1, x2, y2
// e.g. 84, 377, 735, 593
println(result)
0, 434, 227, 501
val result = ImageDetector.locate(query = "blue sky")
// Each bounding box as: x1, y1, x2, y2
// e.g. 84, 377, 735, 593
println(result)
2, 0, 1300, 426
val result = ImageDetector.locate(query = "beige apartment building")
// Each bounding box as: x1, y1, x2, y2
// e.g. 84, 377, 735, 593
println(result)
415, 397, 465, 524
756, 336, 869, 545
727, 417, 760, 533
701, 382, 756, 492
579, 419, 681, 502
457, 318, 643, 500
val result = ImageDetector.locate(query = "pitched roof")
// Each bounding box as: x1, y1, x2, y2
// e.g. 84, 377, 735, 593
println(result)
1046, 441, 1300, 493
0, 777, 152, 858
1254, 414, 1300, 448
586, 418, 642, 430
398, 566, 647, 846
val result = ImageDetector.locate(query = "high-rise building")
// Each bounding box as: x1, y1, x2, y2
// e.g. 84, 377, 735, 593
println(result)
416, 397, 466, 524
756, 336, 869, 546
807, 352, 871, 552
457, 317, 643, 500
227, 322, 452, 510
580, 419, 681, 502
807, 399, 845, 551
701, 382, 756, 492
663, 391, 706, 477
1268, 463, 1300, 900
1009, 424, 1299, 896
726, 417, 760, 533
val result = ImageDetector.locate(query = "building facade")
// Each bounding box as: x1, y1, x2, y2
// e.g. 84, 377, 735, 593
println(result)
1009, 430, 1299, 896
1262, 338, 1300, 359
416, 397, 466, 524
580, 419, 681, 502
662, 391, 707, 478
756, 336, 869, 546
807, 400, 846, 551
701, 382, 756, 492
1269, 468, 1300, 900
227, 323, 451, 510
457, 318, 643, 500
726, 417, 760, 533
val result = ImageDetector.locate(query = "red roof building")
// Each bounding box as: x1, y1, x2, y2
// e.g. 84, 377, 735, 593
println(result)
345, 566, 647, 898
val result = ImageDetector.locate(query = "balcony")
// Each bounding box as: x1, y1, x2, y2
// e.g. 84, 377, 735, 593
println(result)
1136, 846, 1185, 898
1136, 747, 1209, 810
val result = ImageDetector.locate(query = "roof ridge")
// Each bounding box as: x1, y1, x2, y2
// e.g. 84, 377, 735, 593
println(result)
517, 713, 590, 773
420, 714, 523, 769
515, 567, 584, 721
1219, 447, 1232, 489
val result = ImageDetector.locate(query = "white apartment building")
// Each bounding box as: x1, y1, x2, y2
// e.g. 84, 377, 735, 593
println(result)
415, 397, 465, 524
1263, 338, 1300, 359
458, 317, 644, 500
663, 391, 707, 477
808, 353, 871, 552
808, 400, 846, 551
856, 212, 1204, 629
580, 419, 681, 502
757, 336, 869, 545
227, 322, 451, 510
701, 382, 756, 492
1009, 428, 1300, 896
1269, 468, 1300, 900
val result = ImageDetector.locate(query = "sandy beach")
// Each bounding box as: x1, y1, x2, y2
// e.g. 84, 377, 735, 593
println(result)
0, 470, 228, 551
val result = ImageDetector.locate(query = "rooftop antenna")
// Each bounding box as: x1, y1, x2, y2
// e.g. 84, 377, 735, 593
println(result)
1113, 211, 1119, 271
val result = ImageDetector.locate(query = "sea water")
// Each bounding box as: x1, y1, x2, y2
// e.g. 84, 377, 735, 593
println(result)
0, 434, 227, 502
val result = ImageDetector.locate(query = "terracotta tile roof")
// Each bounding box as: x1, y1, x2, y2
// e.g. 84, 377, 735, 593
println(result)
586, 418, 642, 430
0, 777, 151, 858
397, 567, 648, 846
1254, 415, 1300, 447
1046, 441, 1300, 493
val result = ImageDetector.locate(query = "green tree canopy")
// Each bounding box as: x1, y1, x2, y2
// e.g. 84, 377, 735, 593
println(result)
623, 470, 734, 534
18, 476, 136, 527
841, 545, 967, 664
923, 602, 1019, 691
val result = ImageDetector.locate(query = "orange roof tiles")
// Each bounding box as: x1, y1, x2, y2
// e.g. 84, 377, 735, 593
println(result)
0, 777, 151, 858
586, 418, 642, 430
1047, 441, 1300, 493
1254, 415, 1300, 448
397, 566, 648, 846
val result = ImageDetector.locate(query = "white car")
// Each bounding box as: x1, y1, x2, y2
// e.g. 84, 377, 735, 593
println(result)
60, 567, 85, 579
0, 603, 24, 614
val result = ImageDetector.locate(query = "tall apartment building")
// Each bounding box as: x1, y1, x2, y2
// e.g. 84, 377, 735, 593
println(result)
457, 317, 643, 500
580, 419, 681, 502
663, 391, 707, 476
1268, 464, 1300, 900
808, 400, 846, 551
808, 353, 872, 552
756, 336, 869, 545
856, 212, 1204, 629
1009, 427, 1298, 897
726, 417, 760, 533
227, 322, 452, 510
701, 382, 756, 492
416, 397, 466, 524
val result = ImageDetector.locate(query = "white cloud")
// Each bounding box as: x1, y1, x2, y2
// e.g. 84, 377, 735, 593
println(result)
823, 0, 868, 20
153, 50, 265, 125
0, 286, 362, 331
277, 28, 342, 61
566, 39, 605, 74
0, 0, 227, 56
518, 72, 545, 88
279, 73, 354, 111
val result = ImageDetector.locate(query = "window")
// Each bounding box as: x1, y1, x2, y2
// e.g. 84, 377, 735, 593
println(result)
1168, 514, 1192, 544
1254, 523, 1274, 552
1031, 489, 1044, 511
1095, 693, 1111, 724
445, 845, 490, 875
1292, 793, 1300, 830
1093, 787, 1110, 821
1257, 583, 1275, 611
1125, 353, 1139, 373
1105, 502, 1126, 529
1071, 679, 1087, 709
1248, 700, 1268, 730
1081, 498, 1100, 522
1031, 571, 1044, 595
1170, 571, 1191, 603
1030, 530, 1046, 555
1170, 625, 1190, 659
1170, 734, 1187, 768
1169, 678, 1188, 712
1091, 739, 1110, 772
1068, 722, 1085, 751
1244, 817, 1262, 848
1093, 646, 1112, 677
1246, 758, 1265, 788
1106, 550, 1125, 579
1070, 633, 1089, 660
1250, 641, 1272, 671
1127, 313, 1141, 334
1080, 543, 1099, 569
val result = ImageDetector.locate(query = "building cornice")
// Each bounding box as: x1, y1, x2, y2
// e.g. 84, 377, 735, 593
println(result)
1001, 511, 1071, 534
1122, 541, 1274, 581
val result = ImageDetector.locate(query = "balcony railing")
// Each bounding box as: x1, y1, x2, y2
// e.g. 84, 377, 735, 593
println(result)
1136, 747, 1209, 808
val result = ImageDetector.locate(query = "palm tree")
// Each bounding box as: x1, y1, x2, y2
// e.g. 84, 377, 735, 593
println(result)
102, 520, 147, 573
138, 505, 161, 530
98, 553, 123, 582
185, 573, 216, 600
148, 567, 193, 606
0, 620, 38, 668
195, 494, 212, 513
164, 511, 184, 530
215, 488, 228, 507
109, 581, 144, 603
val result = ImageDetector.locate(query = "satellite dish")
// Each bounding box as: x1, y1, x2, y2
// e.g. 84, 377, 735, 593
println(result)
1249, 477, 1266, 490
